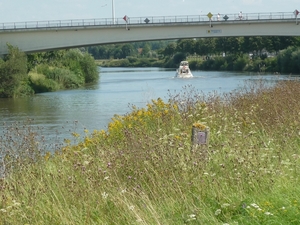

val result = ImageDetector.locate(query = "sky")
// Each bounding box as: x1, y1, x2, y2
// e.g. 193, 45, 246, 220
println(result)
0, 0, 299, 23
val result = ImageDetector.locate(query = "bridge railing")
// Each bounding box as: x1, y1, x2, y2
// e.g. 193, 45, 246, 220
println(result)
0, 12, 296, 30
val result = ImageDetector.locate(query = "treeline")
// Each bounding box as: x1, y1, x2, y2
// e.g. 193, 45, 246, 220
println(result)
0, 45, 99, 98
87, 41, 171, 59
88, 36, 300, 73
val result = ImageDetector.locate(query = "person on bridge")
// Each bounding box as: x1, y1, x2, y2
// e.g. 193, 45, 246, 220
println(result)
217, 13, 220, 21
239, 11, 243, 20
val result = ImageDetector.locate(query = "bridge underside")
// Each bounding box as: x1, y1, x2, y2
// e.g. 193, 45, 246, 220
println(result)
0, 19, 299, 55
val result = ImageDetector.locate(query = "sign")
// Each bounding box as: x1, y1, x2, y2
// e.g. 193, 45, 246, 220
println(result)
123, 15, 129, 22
206, 29, 222, 34
207, 12, 213, 20
144, 18, 150, 24
191, 123, 210, 145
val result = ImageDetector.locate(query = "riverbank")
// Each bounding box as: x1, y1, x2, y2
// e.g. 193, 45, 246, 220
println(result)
0, 46, 99, 98
1, 78, 300, 224
95, 45, 300, 75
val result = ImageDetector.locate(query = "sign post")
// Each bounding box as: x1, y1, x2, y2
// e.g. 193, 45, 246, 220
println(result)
191, 122, 210, 159
294, 9, 299, 25
123, 15, 129, 30
192, 123, 210, 146
207, 12, 213, 27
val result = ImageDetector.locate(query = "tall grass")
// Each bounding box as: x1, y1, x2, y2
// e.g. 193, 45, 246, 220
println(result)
1, 78, 300, 224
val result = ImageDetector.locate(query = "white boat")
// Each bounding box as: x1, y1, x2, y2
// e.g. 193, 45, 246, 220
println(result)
175, 61, 193, 78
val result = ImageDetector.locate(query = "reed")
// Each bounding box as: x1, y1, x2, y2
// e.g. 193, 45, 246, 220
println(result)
1, 78, 300, 224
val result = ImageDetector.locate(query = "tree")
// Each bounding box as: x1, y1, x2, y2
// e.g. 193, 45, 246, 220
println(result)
215, 37, 241, 55
141, 43, 151, 57
121, 44, 136, 58
176, 39, 196, 55
163, 42, 177, 57
80, 53, 99, 83
0, 44, 28, 98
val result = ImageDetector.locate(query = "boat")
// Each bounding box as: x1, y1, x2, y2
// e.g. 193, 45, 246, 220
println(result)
175, 61, 193, 78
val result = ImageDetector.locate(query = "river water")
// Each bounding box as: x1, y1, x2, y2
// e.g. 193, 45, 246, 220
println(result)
0, 67, 297, 144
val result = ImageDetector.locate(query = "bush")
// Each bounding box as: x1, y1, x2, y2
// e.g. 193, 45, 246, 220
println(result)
29, 72, 60, 93
0, 45, 28, 98
233, 56, 248, 71
79, 53, 99, 83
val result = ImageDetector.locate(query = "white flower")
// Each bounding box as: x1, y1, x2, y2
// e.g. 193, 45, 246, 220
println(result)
83, 161, 90, 166
221, 203, 230, 208
215, 209, 221, 215
189, 214, 196, 219
102, 192, 108, 199
251, 203, 259, 209
13, 202, 21, 207
264, 212, 273, 215
129, 205, 135, 211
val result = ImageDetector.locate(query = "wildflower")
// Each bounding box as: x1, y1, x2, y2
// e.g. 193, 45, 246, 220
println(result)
221, 203, 230, 208
186, 214, 196, 221
12, 200, 21, 207
251, 203, 260, 209
215, 209, 221, 215
0, 209, 7, 213
264, 212, 273, 216
44, 152, 51, 161
83, 161, 90, 166
102, 192, 108, 199
193, 122, 207, 130
72, 132, 80, 138
129, 205, 135, 210
189, 214, 196, 219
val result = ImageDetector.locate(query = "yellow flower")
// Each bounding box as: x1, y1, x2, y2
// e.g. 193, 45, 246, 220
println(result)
44, 152, 51, 161
193, 122, 207, 130
72, 132, 80, 138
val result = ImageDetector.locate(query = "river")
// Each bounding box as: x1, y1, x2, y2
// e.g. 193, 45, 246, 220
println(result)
0, 67, 297, 146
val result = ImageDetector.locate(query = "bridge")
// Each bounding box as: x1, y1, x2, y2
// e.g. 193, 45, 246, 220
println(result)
0, 11, 299, 55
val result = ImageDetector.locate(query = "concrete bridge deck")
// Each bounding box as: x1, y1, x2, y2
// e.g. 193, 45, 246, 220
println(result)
0, 11, 299, 55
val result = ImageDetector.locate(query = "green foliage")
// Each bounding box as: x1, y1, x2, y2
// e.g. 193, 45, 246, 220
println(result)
89, 37, 300, 73
26, 49, 99, 94
233, 55, 248, 71
45, 67, 84, 88
0, 44, 29, 98
277, 46, 300, 73
29, 72, 60, 93
172, 52, 186, 65
79, 53, 99, 83
0, 46, 98, 97
60, 49, 99, 84
102, 57, 160, 67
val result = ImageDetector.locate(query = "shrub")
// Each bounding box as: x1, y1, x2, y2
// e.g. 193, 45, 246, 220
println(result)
233, 55, 248, 71
0, 45, 28, 98
29, 72, 60, 93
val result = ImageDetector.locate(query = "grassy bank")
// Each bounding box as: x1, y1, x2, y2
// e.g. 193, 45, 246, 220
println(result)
1, 78, 300, 224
